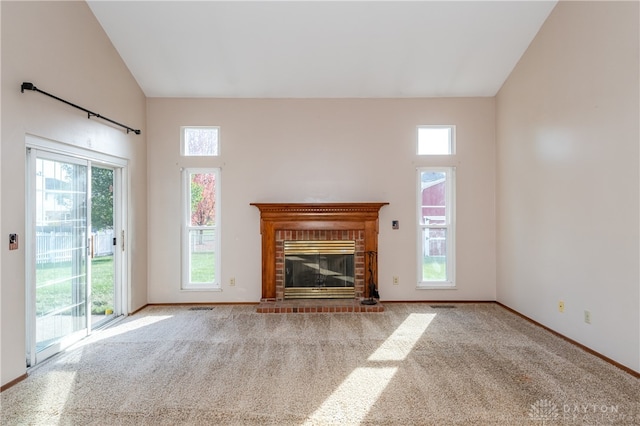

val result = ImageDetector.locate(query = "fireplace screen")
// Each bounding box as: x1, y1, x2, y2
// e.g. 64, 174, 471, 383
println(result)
284, 240, 355, 299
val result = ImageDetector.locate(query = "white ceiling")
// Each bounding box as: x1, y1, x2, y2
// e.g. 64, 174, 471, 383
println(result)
87, 1, 557, 98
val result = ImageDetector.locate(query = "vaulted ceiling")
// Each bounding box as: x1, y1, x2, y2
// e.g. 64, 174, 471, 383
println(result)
87, 1, 557, 98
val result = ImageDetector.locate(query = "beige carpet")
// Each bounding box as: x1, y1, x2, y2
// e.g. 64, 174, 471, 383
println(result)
2, 303, 639, 425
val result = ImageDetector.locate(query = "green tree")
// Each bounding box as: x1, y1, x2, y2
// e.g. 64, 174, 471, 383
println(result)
190, 173, 216, 226
91, 167, 113, 231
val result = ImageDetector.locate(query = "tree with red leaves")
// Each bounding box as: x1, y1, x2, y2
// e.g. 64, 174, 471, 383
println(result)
191, 173, 216, 226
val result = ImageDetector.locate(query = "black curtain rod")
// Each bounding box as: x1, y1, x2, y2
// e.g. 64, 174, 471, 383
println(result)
21, 82, 141, 135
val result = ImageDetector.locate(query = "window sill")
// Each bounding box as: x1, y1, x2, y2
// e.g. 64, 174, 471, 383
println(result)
180, 287, 223, 292
416, 285, 457, 290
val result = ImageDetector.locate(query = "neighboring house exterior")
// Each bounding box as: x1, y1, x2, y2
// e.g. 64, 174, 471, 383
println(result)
422, 178, 446, 257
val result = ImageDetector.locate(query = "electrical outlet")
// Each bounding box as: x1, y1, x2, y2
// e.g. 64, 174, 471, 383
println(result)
230, 277, 236, 286
393, 276, 399, 285
584, 310, 591, 324
558, 301, 565, 313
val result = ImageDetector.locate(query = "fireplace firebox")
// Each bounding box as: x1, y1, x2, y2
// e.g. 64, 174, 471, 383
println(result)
251, 203, 388, 302
284, 240, 355, 299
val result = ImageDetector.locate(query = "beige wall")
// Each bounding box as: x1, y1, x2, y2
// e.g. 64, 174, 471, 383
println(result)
4, 0, 636, 389
496, 1, 639, 372
1, 1, 148, 387
147, 98, 496, 304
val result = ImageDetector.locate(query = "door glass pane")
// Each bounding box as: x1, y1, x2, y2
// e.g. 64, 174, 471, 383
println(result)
35, 158, 87, 351
189, 229, 216, 283
91, 167, 115, 326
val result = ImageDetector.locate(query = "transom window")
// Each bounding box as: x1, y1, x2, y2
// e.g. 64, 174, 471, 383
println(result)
181, 126, 220, 156
417, 125, 455, 155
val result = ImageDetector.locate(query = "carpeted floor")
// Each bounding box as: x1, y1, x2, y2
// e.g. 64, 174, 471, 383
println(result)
1, 303, 639, 425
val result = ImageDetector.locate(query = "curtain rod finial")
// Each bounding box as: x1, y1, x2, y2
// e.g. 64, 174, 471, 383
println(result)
21, 82, 35, 93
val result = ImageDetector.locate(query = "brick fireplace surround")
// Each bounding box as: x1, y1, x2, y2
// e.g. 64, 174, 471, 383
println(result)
251, 203, 388, 313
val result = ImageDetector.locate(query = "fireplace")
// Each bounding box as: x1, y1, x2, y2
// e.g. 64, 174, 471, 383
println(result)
251, 203, 388, 302
284, 240, 356, 299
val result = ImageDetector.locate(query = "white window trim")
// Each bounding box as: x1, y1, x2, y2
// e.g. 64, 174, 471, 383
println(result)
417, 125, 456, 155
181, 167, 221, 290
181, 126, 220, 157
416, 167, 456, 288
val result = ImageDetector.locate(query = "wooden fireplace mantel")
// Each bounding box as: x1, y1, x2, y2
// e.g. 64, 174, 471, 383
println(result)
251, 202, 388, 300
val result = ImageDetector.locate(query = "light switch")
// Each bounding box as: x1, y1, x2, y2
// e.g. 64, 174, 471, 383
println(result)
9, 234, 18, 250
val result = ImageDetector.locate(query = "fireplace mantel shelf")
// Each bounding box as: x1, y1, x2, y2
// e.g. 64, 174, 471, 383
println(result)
251, 202, 389, 214
251, 202, 388, 301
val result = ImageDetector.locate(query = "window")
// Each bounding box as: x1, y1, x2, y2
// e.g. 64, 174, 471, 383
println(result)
182, 126, 219, 156
417, 167, 455, 287
417, 125, 455, 155
182, 168, 220, 289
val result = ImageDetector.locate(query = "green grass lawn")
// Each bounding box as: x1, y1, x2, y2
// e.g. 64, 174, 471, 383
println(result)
422, 256, 447, 281
91, 256, 114, 314
190, 251, 215, 283
36, 256, 114, 316
36, 252, 216, 317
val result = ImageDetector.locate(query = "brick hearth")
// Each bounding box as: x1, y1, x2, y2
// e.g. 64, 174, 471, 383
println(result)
256, 298, 384, 313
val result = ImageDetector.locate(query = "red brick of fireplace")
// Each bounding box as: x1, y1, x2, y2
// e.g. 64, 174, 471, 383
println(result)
275, 229, 365, 300
251, 202, 388, 302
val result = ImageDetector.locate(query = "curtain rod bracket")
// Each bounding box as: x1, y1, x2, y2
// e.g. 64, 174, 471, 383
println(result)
20, 82, 141, 135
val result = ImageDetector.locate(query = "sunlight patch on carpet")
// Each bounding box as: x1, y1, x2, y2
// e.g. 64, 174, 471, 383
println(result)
304, 313, 434, 424
75, 315, 174, 347
35, 370, 76, 416
368, 313, 435, 361
303, 367, 397, 425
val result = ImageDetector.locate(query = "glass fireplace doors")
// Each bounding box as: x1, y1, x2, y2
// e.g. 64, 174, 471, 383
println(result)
284, 240, 355, 299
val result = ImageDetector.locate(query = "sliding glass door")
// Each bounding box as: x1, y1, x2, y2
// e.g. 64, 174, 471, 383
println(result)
27, 146, 125, 366
30, 152, 89, 361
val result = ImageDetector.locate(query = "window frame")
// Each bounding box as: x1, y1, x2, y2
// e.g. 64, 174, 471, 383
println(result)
181, 167, 221, 290
417, 125, 456, 155
181, 126, 220, 157
416, 166, 456, 288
